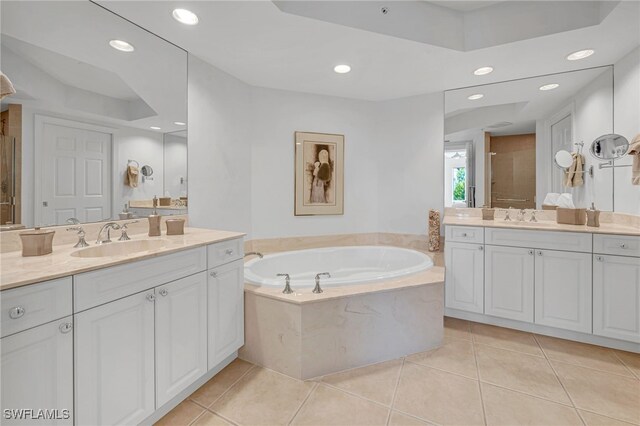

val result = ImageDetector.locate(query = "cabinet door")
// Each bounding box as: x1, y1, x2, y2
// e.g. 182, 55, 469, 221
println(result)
75, 291, 155, 425
156, 272, 208, 407
208, 259, 244, 368
1, 317, 73, 426
445, 242, 484, 313
593, 255, 640, 343
484, 245, 534, 322
534, 250, 592, 333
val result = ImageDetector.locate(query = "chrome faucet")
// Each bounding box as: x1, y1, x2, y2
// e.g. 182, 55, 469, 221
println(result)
66, 217, 81, 225
118, 221, 139, 241
277, 273, 293, 294
503, 209, 512, 221
313, 272, 331, 294
66, 226, 89, 248
244, 252, 264, 259
96, 222, 121, 244
517, 209, 526, 222
529, 210, 538, 222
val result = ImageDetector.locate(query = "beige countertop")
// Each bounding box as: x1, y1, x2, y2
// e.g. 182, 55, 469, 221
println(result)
244, 266, 445, 305
0, 228, 244, 291
443, 216, 640, 236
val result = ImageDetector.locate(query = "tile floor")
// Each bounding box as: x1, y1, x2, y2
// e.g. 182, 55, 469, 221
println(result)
156, 317, 640, 426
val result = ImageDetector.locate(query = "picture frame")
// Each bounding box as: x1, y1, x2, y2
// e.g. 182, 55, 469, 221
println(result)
294, 131, 344, 216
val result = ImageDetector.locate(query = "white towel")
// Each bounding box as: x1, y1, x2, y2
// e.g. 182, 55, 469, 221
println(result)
0, 72, 16, 100
628, 134, 640, 186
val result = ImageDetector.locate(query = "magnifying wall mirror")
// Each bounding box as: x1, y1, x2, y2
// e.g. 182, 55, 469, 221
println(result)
590, 134, 629, 160
554, 150, 574, 169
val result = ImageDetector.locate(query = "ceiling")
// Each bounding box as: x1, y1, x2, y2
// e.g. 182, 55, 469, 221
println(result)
98, 1, 640, 101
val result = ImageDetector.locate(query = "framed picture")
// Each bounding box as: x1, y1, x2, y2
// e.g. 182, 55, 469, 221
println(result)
294, 131, 344, 215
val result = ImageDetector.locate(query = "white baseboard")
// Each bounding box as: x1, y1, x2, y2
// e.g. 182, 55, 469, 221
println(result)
445, 309, 640, 353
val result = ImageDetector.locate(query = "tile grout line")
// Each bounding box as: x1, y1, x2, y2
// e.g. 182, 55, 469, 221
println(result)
385, 357, 406, 425
403, 358, 479, 381
286, 382, 318, 425
470, 331, 488, 426
611, 350, 640, 380
575, 408, 640, 426
190, 364, 256, 412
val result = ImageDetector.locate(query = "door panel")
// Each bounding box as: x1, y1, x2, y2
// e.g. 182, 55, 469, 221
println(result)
445, 242, 484, 313
485, 245, 534, 322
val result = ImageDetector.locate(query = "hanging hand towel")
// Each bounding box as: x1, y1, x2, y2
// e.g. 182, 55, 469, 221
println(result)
564, 153, 584, 187
125, 164, 139, 188
629, 134, 640, 186
0, 72, 16, 100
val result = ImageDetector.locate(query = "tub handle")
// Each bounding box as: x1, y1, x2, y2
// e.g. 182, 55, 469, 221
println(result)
313, 272, 331, 294
277, 273, 293, 294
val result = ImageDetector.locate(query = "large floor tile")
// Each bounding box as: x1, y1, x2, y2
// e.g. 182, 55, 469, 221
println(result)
615, 350, 640, 379
481, 382, 582, 426
321, 359, 402, 406
471, 323, 543, 356
579, 410, 638, 426
291, 384, 389, 426
190, 359, 254, 407
191, 412, 234, 426
393, 362, 484, 426
552, 361, 640, 425
388, 411, 433, 426
210, 367, 314, 425
444, 317, 471, 341
536, 335, 633, 377
155, 400, 205, 426
475, 344, 571, 404
406, 338, 477, 379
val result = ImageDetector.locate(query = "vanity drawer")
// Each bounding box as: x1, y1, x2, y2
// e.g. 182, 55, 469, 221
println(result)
208, 238, 243, 268
594, 234, 640, 257
445, 226, 484, 244
74, 247, 207, 312
485, 228, 592, 253
1, 277, 72, 338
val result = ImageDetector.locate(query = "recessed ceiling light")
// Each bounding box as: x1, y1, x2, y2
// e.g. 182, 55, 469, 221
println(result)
467, 94, 484, 100
172, 9, 199, 25
334, 64, 351, 74
567, 49, 594, 61
539, 83, 559, 91
474, 66, 494, 76
150, 126, 161, 130
174, 121, 186, 126
109, 39, 134, 52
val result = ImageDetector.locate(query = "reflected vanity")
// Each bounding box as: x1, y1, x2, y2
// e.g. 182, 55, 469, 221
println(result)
0, 1, 188, 230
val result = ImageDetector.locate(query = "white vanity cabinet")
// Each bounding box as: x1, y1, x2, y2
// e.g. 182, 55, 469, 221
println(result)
484, 245, 534, 322
593, 253, 640, 343
75, 290, 156, 426
445, 241, 484, 313
155, 272, 208, 407
208, 259, 244, 369
1, 317, 73, 426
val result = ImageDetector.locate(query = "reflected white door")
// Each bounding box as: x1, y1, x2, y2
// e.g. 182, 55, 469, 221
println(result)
550, 113, 572, 193
37, 117, 112, 225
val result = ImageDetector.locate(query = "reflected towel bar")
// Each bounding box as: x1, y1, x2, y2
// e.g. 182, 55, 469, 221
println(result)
598, 161, 632, 170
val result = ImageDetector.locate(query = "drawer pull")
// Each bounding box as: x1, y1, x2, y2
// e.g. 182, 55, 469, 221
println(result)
59, 322, 73, 334
620, 243, 627, 249
159, 289, 168, 297
461, 233, 468, 237
210, 271, 217, 278
146, 293, 155, 302
225, 249, 234, 255
478, 246, 483, 251
9, 306, 25, 319
537, 250, 543, 256
596, 255, 604, 262
528, 250, 534, 255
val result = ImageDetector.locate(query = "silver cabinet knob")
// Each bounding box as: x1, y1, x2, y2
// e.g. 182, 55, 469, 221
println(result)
596, 255, 604, 262
159, 289, 168, 297
225, 249, 234, 255
210, 271, 217, 278
462, 233, 468, 237
528, 250, 534, 255
146, 293, 155, 302
59, 322, 73, 334
537, 250, 543, 256
620, 243, 627, 249
9, 306, 25, 319
478, 245, 483, 251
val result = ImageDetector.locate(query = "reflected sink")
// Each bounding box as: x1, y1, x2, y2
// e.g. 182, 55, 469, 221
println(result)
71, 239, 168, 258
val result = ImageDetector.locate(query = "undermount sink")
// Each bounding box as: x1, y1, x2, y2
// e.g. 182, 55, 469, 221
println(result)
71, 239, 168, 258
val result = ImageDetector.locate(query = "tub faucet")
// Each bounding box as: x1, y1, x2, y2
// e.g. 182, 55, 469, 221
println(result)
277, 273, 293, 294
244, 252, 264, 259
313, 272, 331, 294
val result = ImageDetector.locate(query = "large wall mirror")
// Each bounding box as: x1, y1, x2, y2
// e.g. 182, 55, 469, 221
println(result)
444, 65, 637, 214
0, 1, 188, 230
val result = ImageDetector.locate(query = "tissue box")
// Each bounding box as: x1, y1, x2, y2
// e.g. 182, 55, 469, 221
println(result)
556, 208, 587, 225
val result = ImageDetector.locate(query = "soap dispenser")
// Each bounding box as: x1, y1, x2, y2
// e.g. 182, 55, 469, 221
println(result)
148, 196, 161, 236
586, 202, 600, 228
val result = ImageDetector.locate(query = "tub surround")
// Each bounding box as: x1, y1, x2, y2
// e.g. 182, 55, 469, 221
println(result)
0, 226, 244, 290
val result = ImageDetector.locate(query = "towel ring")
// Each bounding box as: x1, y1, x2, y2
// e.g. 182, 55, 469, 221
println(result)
127, 159, 139, 168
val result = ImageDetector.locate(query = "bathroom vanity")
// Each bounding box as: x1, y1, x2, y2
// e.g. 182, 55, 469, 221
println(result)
0, 229, 244, 425
444, 215, 640, 351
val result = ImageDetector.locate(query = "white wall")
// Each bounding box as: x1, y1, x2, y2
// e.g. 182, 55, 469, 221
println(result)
614, 47, 640, 214
163, 133, 188, 199
187, 55, 253, 235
